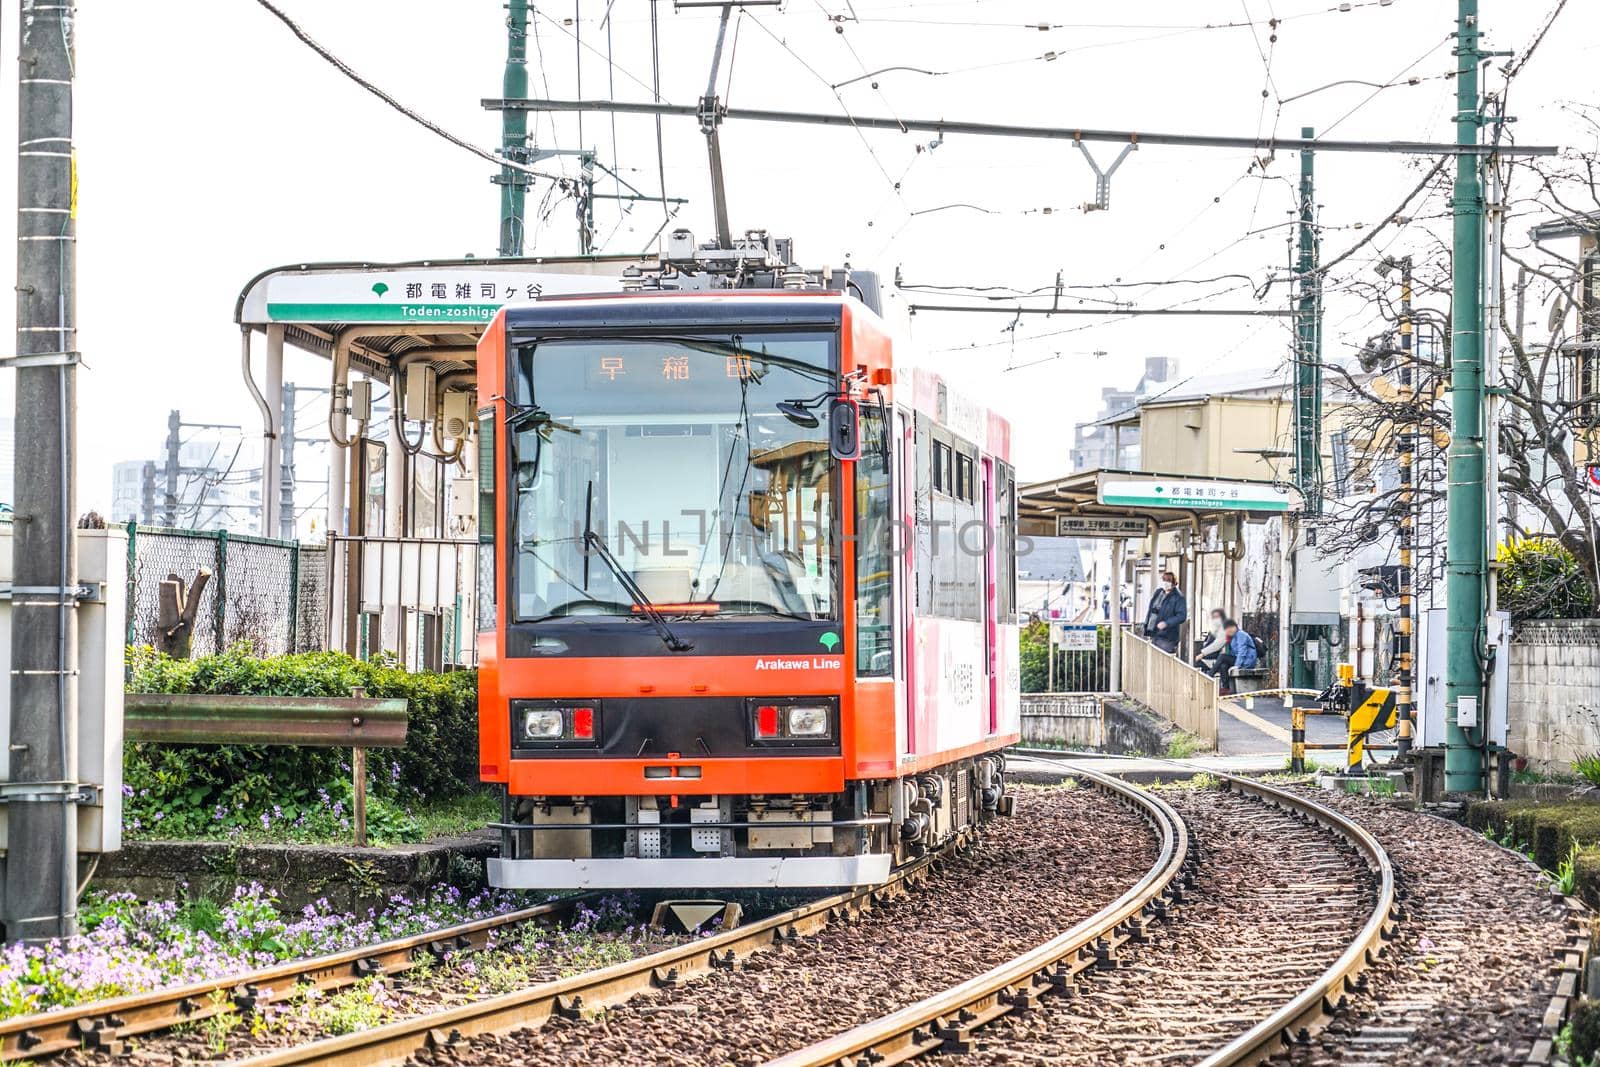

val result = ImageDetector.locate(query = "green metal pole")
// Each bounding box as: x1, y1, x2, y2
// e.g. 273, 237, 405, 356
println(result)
1445, 0, 1486, 793
214, 529, 228, 652
1294, 127, 1323, 517
498, 0, 531, 257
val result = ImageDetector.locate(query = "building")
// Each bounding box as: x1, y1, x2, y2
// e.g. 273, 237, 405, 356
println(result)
109, 437, 263, 533
1070, 357, 1179, 471
0, 416, 14, 508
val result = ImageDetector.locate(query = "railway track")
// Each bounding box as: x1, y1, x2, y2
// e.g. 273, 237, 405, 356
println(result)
773, 773, 1396, 1067
0, 894, 602, 1061
195, 770, 1178, 1066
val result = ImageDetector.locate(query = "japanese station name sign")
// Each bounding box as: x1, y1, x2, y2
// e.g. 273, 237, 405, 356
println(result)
1097, 476, 1293, 512
258, 268, 626, 325
1055, 515, 1149, 538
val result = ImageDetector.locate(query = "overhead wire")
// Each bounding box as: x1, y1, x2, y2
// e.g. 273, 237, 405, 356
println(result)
250, 0, 565, 182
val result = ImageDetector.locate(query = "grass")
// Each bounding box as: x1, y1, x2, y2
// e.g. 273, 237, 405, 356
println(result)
1163, 732, 1205, 760
133, 792, 499, 848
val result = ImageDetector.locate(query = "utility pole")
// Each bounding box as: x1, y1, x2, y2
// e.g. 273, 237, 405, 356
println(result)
140, 462, 156, 526
1444, 0, 1487, 793
496, 0, 531, 257
6, 0, 79, 942
1294, 126, 1324, 514
1395, 256, 1416, 759
280, 383, 297, 541
163, 410, 181, 527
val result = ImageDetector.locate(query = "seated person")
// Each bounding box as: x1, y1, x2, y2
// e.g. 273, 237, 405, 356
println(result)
1215, 618, 1259, 695
1194, 609, 1227, 673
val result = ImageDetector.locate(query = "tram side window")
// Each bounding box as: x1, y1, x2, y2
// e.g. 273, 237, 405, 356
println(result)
475, 407, 496, 632
855, 406, 893, 676
996, 460, 1017, 621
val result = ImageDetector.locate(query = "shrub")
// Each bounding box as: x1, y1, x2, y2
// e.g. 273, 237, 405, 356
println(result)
1496, 536, 1595, 621
124, 646, 479, 841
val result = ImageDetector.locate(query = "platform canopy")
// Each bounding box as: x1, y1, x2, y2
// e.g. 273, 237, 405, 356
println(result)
235, 254, 652, 377
1018, 468, 1300, 540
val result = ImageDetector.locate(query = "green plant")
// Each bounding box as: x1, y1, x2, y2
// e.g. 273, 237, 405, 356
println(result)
1496, 536, 1595, 621
199, 990, 240, 1054
1575, 754, 1600, 788
1163, 733, 1203, 760
310, 977, 393, 1035
1550, 844, 1581, 896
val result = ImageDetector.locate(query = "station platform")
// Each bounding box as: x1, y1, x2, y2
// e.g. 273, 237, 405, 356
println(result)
1216, 694, 1348, 756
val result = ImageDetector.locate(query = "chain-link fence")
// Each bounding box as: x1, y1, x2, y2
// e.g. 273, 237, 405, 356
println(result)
124, 524, 328, 658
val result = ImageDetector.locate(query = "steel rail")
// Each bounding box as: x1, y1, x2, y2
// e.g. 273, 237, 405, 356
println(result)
0, 894, 591, 1059
229, 844, 957, 1066
768, 771, 1394, 1067
767, 767, 1192, 1067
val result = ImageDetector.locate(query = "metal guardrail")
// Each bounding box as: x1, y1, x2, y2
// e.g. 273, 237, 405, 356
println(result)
123, 693, 408, 749
122, 691, 408, 845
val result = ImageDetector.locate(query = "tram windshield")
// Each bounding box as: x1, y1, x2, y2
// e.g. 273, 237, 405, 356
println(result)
510, 331, 838, 623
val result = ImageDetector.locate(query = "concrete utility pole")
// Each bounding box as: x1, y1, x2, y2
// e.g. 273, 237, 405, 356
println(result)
140, 461, 156, 525
1293, 127, 1323, 515
163, 409, 181, 527
6, 0, 80, 942
496, 0, 531, 257
1444, 0, 1487, 793
280, 383, 297, 541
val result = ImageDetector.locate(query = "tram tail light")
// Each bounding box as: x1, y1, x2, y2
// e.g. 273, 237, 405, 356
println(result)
571, 706, 595, 739
755, 704, 780, 738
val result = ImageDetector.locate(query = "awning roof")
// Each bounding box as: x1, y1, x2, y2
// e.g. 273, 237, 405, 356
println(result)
1018, 468, 1300, 538
234, 255, 652, 378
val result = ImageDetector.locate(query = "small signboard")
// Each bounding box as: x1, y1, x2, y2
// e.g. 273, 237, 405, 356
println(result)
1056, 515, 1148, 538
1097, 476, 1293, 512
1055, 623, 1099, 651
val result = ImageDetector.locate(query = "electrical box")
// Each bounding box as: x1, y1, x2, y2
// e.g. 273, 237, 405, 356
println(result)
0, 525, 125, 856
348, 379, 373, 424
666, 228, 696, 260
1457, 695, 1479, 730
449, 477, 476, 529
404, 365, 436, 423
441, 391, 472, 441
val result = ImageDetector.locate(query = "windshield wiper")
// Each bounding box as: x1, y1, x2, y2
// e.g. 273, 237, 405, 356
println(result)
581, 481, 693, 653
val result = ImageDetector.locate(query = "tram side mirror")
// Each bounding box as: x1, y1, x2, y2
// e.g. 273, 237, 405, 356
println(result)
776, 400, 820, 428
829, 397, 861, 461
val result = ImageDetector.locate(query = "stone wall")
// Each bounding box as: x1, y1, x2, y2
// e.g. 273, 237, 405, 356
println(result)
1508, 619, 1600, 772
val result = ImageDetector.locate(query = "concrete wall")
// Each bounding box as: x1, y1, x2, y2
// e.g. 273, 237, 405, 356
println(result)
1507, 619, 1600, 772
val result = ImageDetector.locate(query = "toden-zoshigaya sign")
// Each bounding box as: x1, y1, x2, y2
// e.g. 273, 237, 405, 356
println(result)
1097, 476, 1294, 512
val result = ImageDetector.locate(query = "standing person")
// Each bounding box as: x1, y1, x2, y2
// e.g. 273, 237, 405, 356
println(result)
1194, 609, 1227, 673
1144, 570, 1187, 655
1215, 618, 1259, 695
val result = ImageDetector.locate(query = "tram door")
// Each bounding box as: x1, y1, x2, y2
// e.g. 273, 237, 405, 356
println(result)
896, 409, 913, 755
982, 457, 997, 734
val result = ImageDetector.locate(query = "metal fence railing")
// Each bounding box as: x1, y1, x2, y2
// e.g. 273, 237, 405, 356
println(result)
1043, 622, 1115, 694
1122, 630, 1219, 747
124, 524, 328, 658
327, 534, 477, 672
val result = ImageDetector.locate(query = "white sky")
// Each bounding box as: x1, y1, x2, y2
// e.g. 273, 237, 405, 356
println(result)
1, 0, 1596, 514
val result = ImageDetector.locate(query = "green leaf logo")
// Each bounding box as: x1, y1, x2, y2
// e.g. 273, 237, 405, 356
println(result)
819, 631, 840, 651
371, 282, 390, 298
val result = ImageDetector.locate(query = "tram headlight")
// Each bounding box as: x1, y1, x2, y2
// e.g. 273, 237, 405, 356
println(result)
785, 706, 831, 737
521, 709, 565, 740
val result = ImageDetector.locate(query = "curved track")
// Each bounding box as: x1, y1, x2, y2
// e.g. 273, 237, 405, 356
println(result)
772, 773, 1395, 1067
224, 769, 1183, 1067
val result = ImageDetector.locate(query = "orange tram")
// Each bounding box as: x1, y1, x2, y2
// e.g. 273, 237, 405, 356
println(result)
475, 273, 1019, 888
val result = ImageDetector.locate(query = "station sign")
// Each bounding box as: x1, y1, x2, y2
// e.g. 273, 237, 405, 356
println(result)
1097, 476, 1293, 512
1055, 515, 1148, 538
249, 267, 629, 326
1054, 623, 1100, 651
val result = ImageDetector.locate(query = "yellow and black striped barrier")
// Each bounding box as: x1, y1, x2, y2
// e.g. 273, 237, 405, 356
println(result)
1289, 685, 1400, 774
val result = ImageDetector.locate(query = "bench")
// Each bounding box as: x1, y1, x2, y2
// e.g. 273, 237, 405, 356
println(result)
1226, 666, 1272, 695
